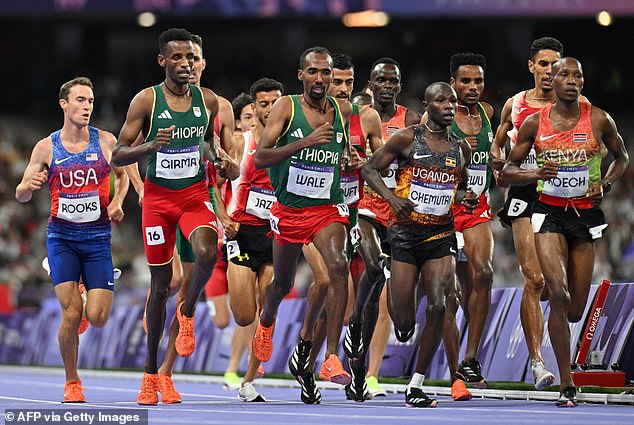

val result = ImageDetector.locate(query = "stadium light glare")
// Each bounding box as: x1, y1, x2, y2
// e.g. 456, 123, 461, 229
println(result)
342, 10, 390, 28
596, 11, 613, 27
137, 12, 157, 28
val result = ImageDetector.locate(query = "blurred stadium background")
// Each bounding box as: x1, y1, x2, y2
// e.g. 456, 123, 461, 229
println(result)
1, 0, 633, 313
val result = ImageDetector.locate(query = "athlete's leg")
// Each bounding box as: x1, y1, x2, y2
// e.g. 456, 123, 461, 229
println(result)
84, 289, 114, 328
443, 279, 461, 380
301, 244, 330, 342
387, 260, 421, 337
566, 240, 595, 323
146, 263, 173, 373
55, 281, 83, 383
366, 286, 390, 376
179, 227, 218, 317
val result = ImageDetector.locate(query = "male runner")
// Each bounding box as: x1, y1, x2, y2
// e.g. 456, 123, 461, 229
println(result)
16, 77, 129, 402
112, 28, 227, 405
491, 37, 564, 389
362, 82, 477, 407
252, 46, 354, 404
503, 57, 628, 407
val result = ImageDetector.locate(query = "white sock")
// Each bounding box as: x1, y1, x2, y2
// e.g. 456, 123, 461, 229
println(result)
408, 373, 425, 389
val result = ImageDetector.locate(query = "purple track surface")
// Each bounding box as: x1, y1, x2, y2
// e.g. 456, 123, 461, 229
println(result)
0, 368, 632, 425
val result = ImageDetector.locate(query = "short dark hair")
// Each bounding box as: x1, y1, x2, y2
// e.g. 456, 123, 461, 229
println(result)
370, 57, 401, 74
249, 78, 284, 99
332, 53, 354, 71
59, 77, 93, 100
158, 28, 192, 55
231, 92, 254, 119
530, 37, 564, 60
449, 53, 486, 78
191, 33, 203, 49
299, 46, 332, 69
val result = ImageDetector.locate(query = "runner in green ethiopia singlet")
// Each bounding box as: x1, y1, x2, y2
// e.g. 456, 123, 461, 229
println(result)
270, 95, 347, 208
144, 84, 209, 190
450, 102, 493, 196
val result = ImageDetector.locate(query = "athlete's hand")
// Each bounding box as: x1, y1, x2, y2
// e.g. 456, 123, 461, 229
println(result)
586, 183, 604, 207
460, 188, 479, 214
223, 220, 240, 239
493, 170, 508, 187
214, 149, 239, 180
388, 195, 416, 220
536, 160, 558, 181
303, 122, 333, 147
107, 201, 125, 224
151, 125, 174, 152
344, 149, 365, 173
136, 188, 144, 206
28, 167, 48, 192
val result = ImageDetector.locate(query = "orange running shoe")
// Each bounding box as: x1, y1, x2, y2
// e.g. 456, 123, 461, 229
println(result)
175, 301, 195, 357
255, 364, 265, 379
158, 374, 182, 404
63, 380, 86, 403
252, 322, 274, 362
451, 379, 473, 401
318, 354, 351, 386
137, 373, 159, 405
142, 288, 150, 334
77, 284, 89, 335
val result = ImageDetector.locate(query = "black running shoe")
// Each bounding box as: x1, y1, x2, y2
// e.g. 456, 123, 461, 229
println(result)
344, 321, 364, 359
345, 359, 369, 402
405, 387, 437, 408
556, 386, 578, 408
297, 372, 322, 404
288, 339, 312, 377
394, 326, 415, 343
455, 358, 488, 389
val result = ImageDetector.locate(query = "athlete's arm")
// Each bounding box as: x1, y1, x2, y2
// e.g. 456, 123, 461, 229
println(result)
15, 137, 52, 203
405, 109, 423, 127
100, 130, 129, 223
457, 139, 478, 211
201, 87, 220, 158
254, 96, 333, 169
502, 112, 557, 185
125, 164, 144, 205
217, 96, 236, 160
361, 106, 384, 153
361, 127, 415, 219
213, 182, 239, 239
491, 97, 513, 170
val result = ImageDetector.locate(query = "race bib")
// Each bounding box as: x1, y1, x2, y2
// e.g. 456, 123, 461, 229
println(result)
245, 187, 276, 219
349, 224, 361, 246
467, 164, 487, 195
156, 146, 200, 179
287, 161, 334, 199
145, 225, 165, 246
341, 175, 361, 205
542, 165, 589, 198
507, 198, 528, 217
226, 240, 240, 260
57, 191, 101, 223
381, 160, 398, 189
409, 180, 455, 216
520, 148, 539, 170
336, 203, 350, 217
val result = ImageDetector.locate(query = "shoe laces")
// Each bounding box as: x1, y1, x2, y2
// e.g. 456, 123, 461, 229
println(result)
159, 375, 177, 393
64, 382, 86, 398
178, 310, 194, 337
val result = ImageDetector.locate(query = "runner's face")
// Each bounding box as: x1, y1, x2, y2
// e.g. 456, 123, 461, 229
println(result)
189, 42, 206, 86
254, 90, 281, 126
553, 59, 584, 102
369, 64, 401, 106
451, 65, 484, 107
299, 52, 332, 100
237, 104, 256, 132
159, 40, 194, 85
424, 86, 457, 128
529, 49, 561, 93
60, 84, 94, 126
329, 68, 354, 100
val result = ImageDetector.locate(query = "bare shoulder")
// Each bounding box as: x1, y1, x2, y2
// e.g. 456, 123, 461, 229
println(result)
97, 129, 117, 150
200, 87, 219, 107
405, 108, 423, 126
335, 97, 352, 117
480, 101, 494, 119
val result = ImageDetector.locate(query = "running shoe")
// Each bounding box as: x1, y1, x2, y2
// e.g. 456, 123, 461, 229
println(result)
296, 372, 322, 404
394, 326, 415, 343
288, 339, 312, 377
224, 372, 241, 390
158, 374, 181, 404
405, 386, 437, 408
137, 373, 159, 405
255, 364, 265, 379
142, 288, 150, 334
451, 379, 472, 401
556, 386, 578, 408
318, 354, 351, 385
63, 380, 86, 403
366, 376, 387, 397
531, 359, 555, 390
238, 381, 266, 402
344, 359, 370, 402
175, 301, 195, 357
456, 358, 488, 389
77, 284, 89, 335
252, 321, 274, 362
343, 321, 364, 359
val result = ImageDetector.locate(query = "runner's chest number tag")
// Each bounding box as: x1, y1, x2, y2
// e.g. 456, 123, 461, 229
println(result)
408, 180, 455, 216
542, 165, 589, 198
467, 164, 487, 196
341, 175, 360, 205
57, 191, 101, 223
156, 146, 200, 179
287, 161, 334, 199
246, 187, 276, 219
381, 160, 398, 189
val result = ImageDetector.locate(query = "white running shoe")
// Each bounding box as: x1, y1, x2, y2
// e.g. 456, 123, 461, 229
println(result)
532, 359, 556, 390
238, 381, 265, 402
